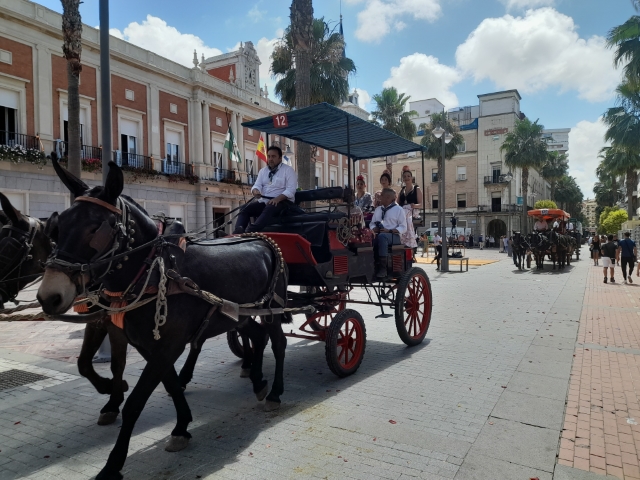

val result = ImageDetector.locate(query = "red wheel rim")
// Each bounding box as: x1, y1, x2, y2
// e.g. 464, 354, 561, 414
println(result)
403, 274, 430, 339
336, 317, 364, 369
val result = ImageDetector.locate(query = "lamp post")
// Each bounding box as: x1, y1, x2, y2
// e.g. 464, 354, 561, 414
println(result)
432, 125, 454, 272
503, 171, 513, 232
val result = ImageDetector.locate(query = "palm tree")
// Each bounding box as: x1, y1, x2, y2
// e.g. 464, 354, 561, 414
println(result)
554, 175, 584, 214
602, 81, 640, 218
271, 18, 356, 109
541, 151, 569, 201
371, 87, 418, 179
500, 118, 549, 230
371, 87, 417, 140
418, 112, 464, 178
607, 5, 640, 83
61, 0, 83, 185
288, 0, 314, 189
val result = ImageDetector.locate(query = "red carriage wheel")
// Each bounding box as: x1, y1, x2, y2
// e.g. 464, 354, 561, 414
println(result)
324, 309, 366, 377
394, 267, 432, 346
307, 290, 347, 331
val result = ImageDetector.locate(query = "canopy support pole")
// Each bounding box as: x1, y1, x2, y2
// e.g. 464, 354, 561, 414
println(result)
347, 114, 351, 219
421, 150, 426, 231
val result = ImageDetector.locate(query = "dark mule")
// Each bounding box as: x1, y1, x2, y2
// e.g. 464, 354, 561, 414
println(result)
528, 232, 549, 270
549, 230, 568, 270
38, 161, 290, 480
0, 192, 132, 425
511, 231, 527, 270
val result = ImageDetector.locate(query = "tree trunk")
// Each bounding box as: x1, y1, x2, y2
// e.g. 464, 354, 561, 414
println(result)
627, 167, 635, 219
290, 0, 314, 190
61, 0, 83, 190
521, 167, 529, 232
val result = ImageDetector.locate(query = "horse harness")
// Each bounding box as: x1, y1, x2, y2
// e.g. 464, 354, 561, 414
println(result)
0, 217, 41, 303
47, 195, 307, 345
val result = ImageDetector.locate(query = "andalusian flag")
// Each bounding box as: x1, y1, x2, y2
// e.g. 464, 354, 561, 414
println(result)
224, 126, 242, 163
256, 134, 267, 163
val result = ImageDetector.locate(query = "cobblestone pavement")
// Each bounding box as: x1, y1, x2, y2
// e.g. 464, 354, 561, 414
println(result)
0, 248, 605, 479
558, 259, 640, 479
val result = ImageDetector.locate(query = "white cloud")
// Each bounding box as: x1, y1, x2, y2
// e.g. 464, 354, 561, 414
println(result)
254, 31, 282, 95
455, 8, 620, 103
349, 0, 443, 43
247, 4, 266, 23
568, 118, 608, 199
383, 53, 461, 108
498, 0, 555, 11
110, 15, 222, 68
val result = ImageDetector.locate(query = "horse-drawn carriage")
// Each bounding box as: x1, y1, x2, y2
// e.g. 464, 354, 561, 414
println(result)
236, 103, 432, 377
520, 209, 578, 270
1, 103, 433, 479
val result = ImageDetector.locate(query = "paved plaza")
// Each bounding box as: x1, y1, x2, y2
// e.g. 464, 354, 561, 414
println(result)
0, 247, 635, 479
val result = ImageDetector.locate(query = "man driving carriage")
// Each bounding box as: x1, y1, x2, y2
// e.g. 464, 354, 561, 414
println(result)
534, 216, 549, 232
371, 188, 408, 278
233, 146, 298, 234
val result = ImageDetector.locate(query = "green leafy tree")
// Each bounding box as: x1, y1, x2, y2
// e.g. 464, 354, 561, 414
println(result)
534, 200, 558, 209
500, 118, 549, 229
418, 112, 464, 190
541, 151, 568, 201
607, 1, 640, 83
555, 175, 584, 214
600, 206, 629, 234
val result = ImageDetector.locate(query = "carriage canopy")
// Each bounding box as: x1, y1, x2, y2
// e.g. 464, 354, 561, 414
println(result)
527, 209, 571, 221
242, 102, 427, 161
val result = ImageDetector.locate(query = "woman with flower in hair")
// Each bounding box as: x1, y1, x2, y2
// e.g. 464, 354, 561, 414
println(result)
398, 165, 420, 249
374, 170, 393, 208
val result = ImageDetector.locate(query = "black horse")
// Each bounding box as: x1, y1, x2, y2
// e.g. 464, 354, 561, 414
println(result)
527, 232, 550, 270
511, 231, 528, 270
37, 161, 290, 480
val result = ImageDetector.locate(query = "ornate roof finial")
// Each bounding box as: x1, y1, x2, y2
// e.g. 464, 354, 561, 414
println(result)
229, 67, 235, 84
200, 53, 206, 71
193, 49, 199, 68
264, 83, 269, 98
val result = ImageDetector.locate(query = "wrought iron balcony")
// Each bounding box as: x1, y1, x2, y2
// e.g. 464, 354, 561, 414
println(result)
484, 175, 510, 184
55, 141, 102, 160
114, 151, 154, 170
477, 204, 523, 213
0, 131, 40, 149
162, 158, 194, 176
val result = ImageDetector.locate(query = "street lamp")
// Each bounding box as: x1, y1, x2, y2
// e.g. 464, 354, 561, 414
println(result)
433, 125, 454, 272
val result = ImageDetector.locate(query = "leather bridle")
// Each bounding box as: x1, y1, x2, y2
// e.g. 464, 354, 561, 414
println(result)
0, 217, 41, 303
46, 196, 135, 286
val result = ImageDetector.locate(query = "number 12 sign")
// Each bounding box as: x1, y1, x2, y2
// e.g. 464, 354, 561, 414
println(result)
272, 113, 289, 128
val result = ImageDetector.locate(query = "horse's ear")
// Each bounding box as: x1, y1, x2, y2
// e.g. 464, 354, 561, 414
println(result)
44, 212, 59, 242
102, 162, 124, 204
51, 156, 89, 198
0, 192, 28, 229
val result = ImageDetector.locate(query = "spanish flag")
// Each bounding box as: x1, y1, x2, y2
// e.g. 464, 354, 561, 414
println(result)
256, 134, 267, 163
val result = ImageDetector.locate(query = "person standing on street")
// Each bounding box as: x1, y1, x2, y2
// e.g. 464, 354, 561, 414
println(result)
617, 232, 637, 284
601, 234, 618, 284
468, 234, 474, 249
479, 233, 484, 250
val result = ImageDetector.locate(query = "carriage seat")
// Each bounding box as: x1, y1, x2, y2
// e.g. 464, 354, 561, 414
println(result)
294, 187, 346, 205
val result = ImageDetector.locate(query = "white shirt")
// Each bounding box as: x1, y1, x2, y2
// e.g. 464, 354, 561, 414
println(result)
433, 234, 442, 245
553, 220, 560, 228
503, 237, 509, 246
370, 203, 407, 235
567, 223, 574, 230
252, 162, 298, 203
534, 220, 548, 231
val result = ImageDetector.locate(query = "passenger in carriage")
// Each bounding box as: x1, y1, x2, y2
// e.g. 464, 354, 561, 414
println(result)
371, 188, 408, 278
373, 171, 394, 208
534, 216, 549, 232
354, 175, 373, 212
233, 146, 298, 234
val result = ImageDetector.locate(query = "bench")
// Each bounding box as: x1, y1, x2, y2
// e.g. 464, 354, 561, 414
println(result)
448, 257, 469, 272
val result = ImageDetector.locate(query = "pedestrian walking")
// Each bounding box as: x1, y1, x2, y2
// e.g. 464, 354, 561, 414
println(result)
489, 235, 495, 248
479, 234, 484, 250
503, 236, 509, 253
617, 232, 637, 284
507, 236, 513, 257
468, 234, 474, 249
601, 234, 618, 284
591, 235, 600, 266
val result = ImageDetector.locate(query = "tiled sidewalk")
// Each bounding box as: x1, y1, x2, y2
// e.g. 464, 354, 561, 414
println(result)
559, 263, 640, 478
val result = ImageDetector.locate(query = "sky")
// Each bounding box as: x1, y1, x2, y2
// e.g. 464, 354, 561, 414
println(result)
36, 0, 634, 199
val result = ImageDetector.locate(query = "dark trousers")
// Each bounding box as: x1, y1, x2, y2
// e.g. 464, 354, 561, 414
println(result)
621, 256, 635, 279
374, 233, 401, 258
234, 201, 289, 233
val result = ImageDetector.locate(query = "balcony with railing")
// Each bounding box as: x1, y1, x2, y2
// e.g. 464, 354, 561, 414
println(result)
162, 158, 194, 176
55, 141, 102, 160
0, 131, 40, 149
477, 204, 523, 213
114, 151, 154, 170
484, 175, 510, 185
203, 168, 257, 185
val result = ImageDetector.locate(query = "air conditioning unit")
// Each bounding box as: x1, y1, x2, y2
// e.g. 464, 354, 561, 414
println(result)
458, 174, 466, 181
